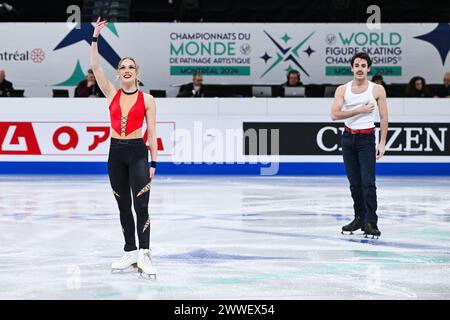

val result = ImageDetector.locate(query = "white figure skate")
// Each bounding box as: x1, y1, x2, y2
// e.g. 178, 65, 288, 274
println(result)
111, 250, 138, 273
137, 249, 157, 280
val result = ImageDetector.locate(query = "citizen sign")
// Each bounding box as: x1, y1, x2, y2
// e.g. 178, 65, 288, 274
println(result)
243, 122, 449, 156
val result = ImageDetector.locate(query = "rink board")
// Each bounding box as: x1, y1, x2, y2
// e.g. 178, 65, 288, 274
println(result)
0, 98, 449, 175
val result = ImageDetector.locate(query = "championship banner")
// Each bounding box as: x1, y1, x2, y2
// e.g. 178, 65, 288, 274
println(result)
0, 23, 449, 96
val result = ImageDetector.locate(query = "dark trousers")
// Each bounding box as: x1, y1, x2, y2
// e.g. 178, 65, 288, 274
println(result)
341, 131, 378, 224
108, 138, 151, 251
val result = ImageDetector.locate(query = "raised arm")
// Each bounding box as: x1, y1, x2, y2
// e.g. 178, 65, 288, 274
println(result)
331, 85, 375, 121
90, 17, 116, 100
144, 94, 158, 179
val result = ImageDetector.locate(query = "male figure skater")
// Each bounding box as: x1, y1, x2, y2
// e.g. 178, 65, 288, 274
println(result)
331, 52, 388, 238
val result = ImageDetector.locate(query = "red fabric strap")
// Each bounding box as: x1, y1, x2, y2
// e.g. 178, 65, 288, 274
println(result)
344, 127, 375, 134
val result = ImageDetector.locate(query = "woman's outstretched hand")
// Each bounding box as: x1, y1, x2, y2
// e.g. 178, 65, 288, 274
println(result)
93, 16, 107, 37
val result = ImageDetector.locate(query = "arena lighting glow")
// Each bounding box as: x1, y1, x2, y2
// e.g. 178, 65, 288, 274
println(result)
0, 2, 13, 13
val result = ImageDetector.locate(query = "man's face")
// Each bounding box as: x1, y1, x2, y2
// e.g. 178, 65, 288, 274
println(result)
415, 79, 423, 91
288, 73, 299, 86
0, 70, 5, 82
193, 75, 203, 87
351, 58, 370, 81
87, 73, 96, 83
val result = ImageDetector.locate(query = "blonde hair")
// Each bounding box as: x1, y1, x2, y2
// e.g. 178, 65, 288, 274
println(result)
117, 57, 141, 87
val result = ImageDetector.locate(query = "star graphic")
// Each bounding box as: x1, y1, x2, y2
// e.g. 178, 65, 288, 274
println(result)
303, 46, 315, 57
281, 33, 292, 44
284, 54, 310, 77
260, 30, 315, 78
414, 23, 450, 65
54, 22, 121, 69
260, 52, 272, 63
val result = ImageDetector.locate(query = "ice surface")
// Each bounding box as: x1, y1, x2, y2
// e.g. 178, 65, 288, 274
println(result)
0, 175, 449, 299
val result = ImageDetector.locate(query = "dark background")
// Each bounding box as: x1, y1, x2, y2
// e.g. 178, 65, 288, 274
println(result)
1, 0, 449, 22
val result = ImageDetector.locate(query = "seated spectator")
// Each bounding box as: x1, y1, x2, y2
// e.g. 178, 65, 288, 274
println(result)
0, 68, 15, 97
436, 72, 450, 98
74, 69, 104, 97
405, 76, 431, 97
371, 74, 387, 88
177, 71, 205, 97
280, 69, 303, 96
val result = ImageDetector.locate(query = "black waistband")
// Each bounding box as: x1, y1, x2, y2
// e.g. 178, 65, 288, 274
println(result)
111, 138, 144, 144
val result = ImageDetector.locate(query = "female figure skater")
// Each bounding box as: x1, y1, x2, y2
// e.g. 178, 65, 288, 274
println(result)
90, 17, 157, 278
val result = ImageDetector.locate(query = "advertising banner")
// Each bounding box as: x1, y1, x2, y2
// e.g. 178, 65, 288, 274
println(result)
1, 23, 449, 96
0, 97, 449, 174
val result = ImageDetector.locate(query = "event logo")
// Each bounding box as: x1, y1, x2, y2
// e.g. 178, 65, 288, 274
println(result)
30, 48, 45, 63
169, 32, 252, 76
325, 30, 403, 76
414, 23, 450, 65
260, 30, 315, 78
240, 43, 251, 55
53, 22, 121, 86
0, 49, 45, 63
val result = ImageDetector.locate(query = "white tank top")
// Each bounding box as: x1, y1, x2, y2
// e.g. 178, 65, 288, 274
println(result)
342, 80, 377, 129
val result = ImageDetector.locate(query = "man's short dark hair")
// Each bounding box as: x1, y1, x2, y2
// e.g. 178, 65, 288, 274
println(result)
350, 52, 372, 68
287, 69, 300, 78
193, 70, 202, 78
371, 74, 383, 82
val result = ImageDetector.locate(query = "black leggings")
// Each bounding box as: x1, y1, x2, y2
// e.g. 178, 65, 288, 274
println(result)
108, 138, 151, 252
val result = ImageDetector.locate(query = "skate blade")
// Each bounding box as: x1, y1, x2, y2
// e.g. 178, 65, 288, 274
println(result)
138, 273, 157, 280
111, 263, 138, 274
342, 230, 367, 237
137, 267, 157, 280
